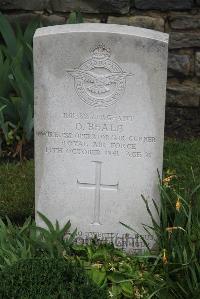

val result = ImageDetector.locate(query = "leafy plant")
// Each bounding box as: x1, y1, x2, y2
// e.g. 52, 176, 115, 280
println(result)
67, 11, 84, 24
0, 11, 84, 159
156, 175, 200, 298
35, 211, 77, 257
122, 172, 200, 298
0, 13, 41, 159
0, 257, 107, 299
69, 241, 160, 298
0, 216, 35, 269
0, 212, 76, 269
0, 212, 162, 298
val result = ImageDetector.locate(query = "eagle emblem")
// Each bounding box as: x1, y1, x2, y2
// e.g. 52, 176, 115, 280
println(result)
67, 44, 132, 108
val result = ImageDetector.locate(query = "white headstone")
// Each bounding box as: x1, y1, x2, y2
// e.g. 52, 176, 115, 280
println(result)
34, 24, 168, 252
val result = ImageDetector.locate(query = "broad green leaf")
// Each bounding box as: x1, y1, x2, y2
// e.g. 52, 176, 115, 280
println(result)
11, 50, 33, 108
110, 285, 122, 297
23, 104, 33, 141
0, 13, 17, 56
0, 49, 3, 65
60, 220, 71, 236
89, 268, 106, 286
108, 272, 128, 283
37, 211, 55, 233
24, 17, 41, 45
66, 228, 77, 245
120, 281, 133, 297
0, 105, 6, 113
19, 216, 32, 234
0, 57, 12, 97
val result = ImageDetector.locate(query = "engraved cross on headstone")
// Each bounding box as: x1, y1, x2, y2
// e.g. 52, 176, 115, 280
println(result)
77, 161, 119, 225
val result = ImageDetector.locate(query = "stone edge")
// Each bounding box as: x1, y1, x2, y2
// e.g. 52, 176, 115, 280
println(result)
34, 23, 169, 44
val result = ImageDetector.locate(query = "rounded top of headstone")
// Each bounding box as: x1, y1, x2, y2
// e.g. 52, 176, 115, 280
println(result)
34, 23, 169, 44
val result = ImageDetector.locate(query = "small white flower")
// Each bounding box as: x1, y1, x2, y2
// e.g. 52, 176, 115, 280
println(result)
108, 291, 114, 298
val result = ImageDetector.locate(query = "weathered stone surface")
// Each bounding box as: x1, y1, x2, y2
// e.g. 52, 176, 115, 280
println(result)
135, 0, 193, 11
195, 52, 200, 77
34, 23, 168, 252
107, 15, 164, 32
168, 53, 192, 77
83, 17, 101, 23
129, 16, 164, 31
169, 32, 200, 49
5, 13, 65, 28
0, 0, 130, 13
167, 80, 200, 107
107, 16, 129, 25
170, 15, 200, 30
0, 0, 49, 10
40, 14, 66, 26
165, 107, 200, 138
50, 0, 130, 14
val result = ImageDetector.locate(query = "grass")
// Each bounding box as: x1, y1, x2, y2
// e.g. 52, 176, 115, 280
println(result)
163, 138, 200, 192
0, 160, 34, 222
0, 138, 199, 222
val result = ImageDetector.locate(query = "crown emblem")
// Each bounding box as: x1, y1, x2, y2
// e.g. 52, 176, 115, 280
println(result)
90, 44, 111, 60
67, 43, 133, 107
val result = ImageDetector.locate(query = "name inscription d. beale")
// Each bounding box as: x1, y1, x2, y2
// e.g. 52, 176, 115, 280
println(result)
34, 24, 169, 252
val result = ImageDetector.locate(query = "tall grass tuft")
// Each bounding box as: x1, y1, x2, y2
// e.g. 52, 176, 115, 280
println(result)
146, 173, 200, 298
